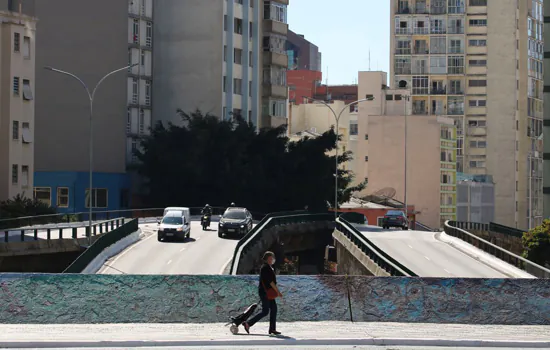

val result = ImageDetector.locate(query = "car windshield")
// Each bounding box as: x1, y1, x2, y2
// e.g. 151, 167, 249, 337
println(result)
223, 211, 247, 220
386, 211, 404, 216
162, 216, 183, 225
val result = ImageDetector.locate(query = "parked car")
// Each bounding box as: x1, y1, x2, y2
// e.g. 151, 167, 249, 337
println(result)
218, 207, 253, 238
158, 210, 191, 241
382, 210, 409, 230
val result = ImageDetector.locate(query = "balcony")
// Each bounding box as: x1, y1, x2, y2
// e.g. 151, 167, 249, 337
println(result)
413, 27, 430, 35
430, 7, 447, 14
263, 51, 288, 67
395, 67, 412, 75
448, 48, 464, 54
448, 67, 464, 74
412, 107, 428, 115
431, 27, 447, 34
431, 88, 447, 95
448, 108, 464, 115
448, 88, 464, 95
273, 0, 289, 4
396, 6, 411, 14
263, 20, 288, 36
395, 28, 412, 35
448, 26, 464, 34
413, 47, 429, 54
262, 84, 288, 99
395, 48, 411, 55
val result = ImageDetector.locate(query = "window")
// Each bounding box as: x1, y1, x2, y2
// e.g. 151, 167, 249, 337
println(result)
232, 108, 242, 118
268, 100, 286, 117
469, 99, 486, 107
23, 36, 30, 59
386, 94, 393, 101
470, 140, 487, 148
146, 22, 152, 47
14, 32, 20, 52
469, 39, 487, 47
131, 140, 138, 162
249, 81, 252, 97
350, 123, 358, 135
13, 77, 19, 95
85, 188, 108, 208
21, 122, 31, 143
365, 134, 369, 140
470, 161, 486, 168
469, 19, 487, 27
223, 45, 227, 62
249, 22, 253, 40
469, 59, 487, 66
234, 18, 243, 34
11, 164, 18, 184
224, 15, 228, 31
127, 108, 131, 133
34, 187, 51, 207
468, 120, 486, 127
263, 34, 286, 54
141, 50, 145, 66
57, 187, 69, 208
448, 56, 464, 74
132, 78, 138, 103
139, 109, 145, 134
249, 51, 253, 67
233, 78, 243, 95
12, 121, 19, 140
365, 156, 369, 162
22, 80, 33, 100
145, 80, 151, 106
264, 1, 287, 23
21, 166, 29, 187
469, 0, 487, 5
223, 76, 227, 92
469, 79, 487, 87
120, 189, 130, 209
133, 19, 139, 43
234, 48, 243, 64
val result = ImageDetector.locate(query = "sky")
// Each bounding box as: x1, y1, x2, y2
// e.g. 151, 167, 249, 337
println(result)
287, 0, 390, 85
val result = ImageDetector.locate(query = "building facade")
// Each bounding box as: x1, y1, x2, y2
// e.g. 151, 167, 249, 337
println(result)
24, 0, 147, 213
153, 0, 289, 129
456, 173, 495, 223
287, 70, 322, 104
543, 1, 550, 221
390, 0, 543, 229
286, 30, 322, 71
0, 10, 36, 202
356, 71, 457, 229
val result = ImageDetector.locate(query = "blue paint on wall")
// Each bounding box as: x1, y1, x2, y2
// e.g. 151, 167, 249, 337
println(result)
33, 171, 130, 213
0, 275, 549, 325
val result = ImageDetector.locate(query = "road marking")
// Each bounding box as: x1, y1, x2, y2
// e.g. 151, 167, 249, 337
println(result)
98, 228, 155, 274
167, 260, 172, 265
219, 256, 233, 275
196, 236, 201, 241
424, 256, 431, 261
407, 244, 413, 249
180, 247, 186, 252
444, 269, 451, 274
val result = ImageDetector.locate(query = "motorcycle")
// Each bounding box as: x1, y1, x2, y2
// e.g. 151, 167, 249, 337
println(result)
201, 214, 211, 230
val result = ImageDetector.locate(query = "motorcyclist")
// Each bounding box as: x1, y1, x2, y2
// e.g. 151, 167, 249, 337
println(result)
230, 202, 236, 207
201, 204, 213, 216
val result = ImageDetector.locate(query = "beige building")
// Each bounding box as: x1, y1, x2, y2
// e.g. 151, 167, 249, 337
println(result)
356, 71, 457, 229
153, 0, 289, 129
0, 10, 36, 202
390, 0, 543, 229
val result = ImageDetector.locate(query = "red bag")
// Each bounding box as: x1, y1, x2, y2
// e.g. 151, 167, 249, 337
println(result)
262, 281, 278, 300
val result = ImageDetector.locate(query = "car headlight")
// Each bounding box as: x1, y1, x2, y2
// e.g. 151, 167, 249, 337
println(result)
177, 227, 183, 232
241, 225, 245, 228
219, 222, 224, 226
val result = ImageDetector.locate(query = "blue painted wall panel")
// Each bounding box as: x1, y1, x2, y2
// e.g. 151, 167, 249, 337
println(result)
33, 171, 130, 213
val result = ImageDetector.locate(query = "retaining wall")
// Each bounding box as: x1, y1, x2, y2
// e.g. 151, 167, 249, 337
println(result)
0, 274, 548, 325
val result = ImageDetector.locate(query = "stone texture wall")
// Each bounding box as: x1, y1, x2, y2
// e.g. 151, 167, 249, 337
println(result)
0, 274, 549, 325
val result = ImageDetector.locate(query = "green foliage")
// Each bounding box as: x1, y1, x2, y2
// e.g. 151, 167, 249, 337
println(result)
522, 219, 550, 266
136, 110, 364, 214
0, 193, 56, 219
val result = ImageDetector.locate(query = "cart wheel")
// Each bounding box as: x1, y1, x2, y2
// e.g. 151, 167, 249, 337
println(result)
230, 325, 239, 334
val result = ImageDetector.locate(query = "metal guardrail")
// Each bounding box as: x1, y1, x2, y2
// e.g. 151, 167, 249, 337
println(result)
2, 217, 127, 243
63, 219, 139, 273
444, 220, 550, 279
451, 221, 524, 238
0, 206, 266, 232
230, 211, 332, 275
336, 217, 417, 277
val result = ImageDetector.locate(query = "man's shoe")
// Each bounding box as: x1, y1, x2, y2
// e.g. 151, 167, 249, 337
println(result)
269, 330, 281, 335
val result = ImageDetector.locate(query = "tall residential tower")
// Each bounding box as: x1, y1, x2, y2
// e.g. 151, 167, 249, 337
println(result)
390, 0, 543, 229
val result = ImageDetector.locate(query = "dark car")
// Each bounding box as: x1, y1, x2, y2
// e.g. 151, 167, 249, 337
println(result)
382, 210, 409, 230
218, 208, 253, 238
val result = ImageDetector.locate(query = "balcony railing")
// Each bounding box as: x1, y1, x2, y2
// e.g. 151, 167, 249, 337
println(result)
448, 26, 465, 34
449, 88, 464, 95
448, 67, 464, 74
413, 47, 429, 54
448, 108, 464, 115
431, 88, 447, 95
395, 28, 412, 35
448, 48, 464, 54
412, 88, 429, 95
413, 28, 430, 35
396, 48, 411, 55
412, 107, 428, 115
431, 7, 447, 14
395, 68, 412, 75
431, 28, 447, 34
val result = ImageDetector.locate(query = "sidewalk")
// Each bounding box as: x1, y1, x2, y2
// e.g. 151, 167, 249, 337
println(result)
1, 322, 549, 348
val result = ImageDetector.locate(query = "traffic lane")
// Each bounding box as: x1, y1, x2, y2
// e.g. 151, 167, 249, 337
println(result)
98, 221, 239, 275
360, 230, 507, 278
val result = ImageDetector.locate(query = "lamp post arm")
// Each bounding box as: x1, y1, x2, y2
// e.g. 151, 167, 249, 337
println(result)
91, 64, 138, 100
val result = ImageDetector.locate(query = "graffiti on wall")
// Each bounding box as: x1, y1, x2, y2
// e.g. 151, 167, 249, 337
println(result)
0, 274, 549, 325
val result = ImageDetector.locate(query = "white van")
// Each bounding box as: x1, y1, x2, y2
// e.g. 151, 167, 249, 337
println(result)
158, 207, 191, 242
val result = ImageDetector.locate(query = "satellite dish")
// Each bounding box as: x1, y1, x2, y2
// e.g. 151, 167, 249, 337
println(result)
398, 80, 408, 88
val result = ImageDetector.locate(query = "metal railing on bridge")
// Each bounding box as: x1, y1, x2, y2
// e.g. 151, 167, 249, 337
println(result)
444, 220, 550, 278
336, 217, 417, 277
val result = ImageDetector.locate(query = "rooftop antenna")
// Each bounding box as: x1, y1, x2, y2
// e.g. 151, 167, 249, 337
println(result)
368, 49, 371, 71
326, 66, 329, 101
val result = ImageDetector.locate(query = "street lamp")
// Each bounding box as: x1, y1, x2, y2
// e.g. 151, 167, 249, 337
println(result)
303, 96, 375, 220
403, 94, 410, 220
45, 63, 138, 245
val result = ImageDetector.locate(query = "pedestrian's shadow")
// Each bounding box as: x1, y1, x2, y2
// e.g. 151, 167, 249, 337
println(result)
234, 333, 294, 340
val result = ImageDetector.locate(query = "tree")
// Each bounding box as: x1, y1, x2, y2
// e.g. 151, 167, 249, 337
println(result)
522, 219, 550, 266
0, 194, 57, 229
135, 110, 365, 214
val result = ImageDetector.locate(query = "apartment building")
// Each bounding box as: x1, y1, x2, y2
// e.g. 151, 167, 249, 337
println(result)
153, 0, 289, 129
0, 10, 37, 202
356, 71, 457, 229
543, 3, 550, 220
9, 0, 154, 213
390, 0, 543, 229
286, 30, 322, 71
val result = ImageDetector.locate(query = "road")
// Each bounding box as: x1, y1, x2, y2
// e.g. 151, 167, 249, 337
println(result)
11, 347, 540, 350
98, 221, 239, 275
357, 227, 507, 278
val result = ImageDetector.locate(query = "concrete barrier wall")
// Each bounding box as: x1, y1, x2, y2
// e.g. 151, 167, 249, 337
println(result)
0, 274, 548, 325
